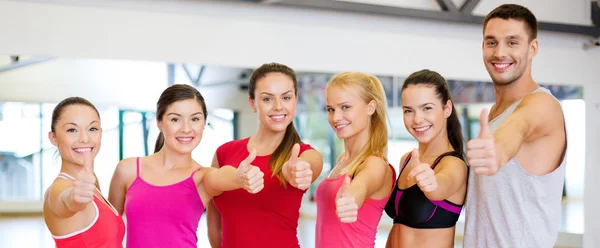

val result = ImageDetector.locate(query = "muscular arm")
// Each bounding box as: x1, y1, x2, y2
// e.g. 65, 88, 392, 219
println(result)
207, 153, 223, 248
493, 93, 564, 168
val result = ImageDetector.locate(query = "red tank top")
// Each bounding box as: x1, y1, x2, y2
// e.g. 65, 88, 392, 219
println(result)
213, 137, 314, 248
52, 173, 125, 248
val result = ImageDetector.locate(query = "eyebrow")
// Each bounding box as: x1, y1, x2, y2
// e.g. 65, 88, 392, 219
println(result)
260, 90, 293, 96
63, 121, 98, 127
484, 34, 522, 40
402, 102, 435, 108
166, 112, 203, 116
325, 102, 350, 108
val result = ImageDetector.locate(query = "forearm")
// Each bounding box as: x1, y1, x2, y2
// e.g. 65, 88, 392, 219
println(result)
424, 174, 458, 201
206, 166, 242, 194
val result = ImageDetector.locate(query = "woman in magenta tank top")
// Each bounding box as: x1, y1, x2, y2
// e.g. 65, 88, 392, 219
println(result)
108, 85, 265, 248
207, 63, 324, 248
384, 70, 468, 248
315, 72, 397, 248
43, 97, 125, 248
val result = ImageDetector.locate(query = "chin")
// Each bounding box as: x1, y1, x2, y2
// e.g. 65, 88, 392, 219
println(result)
267, 123, 290, 133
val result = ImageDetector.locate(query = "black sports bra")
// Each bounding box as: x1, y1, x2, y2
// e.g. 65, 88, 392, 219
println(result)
384, 151, 467, 229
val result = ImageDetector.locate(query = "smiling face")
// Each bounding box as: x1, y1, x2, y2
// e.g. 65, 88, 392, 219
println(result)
49, 104, 102, 166
401, 85, 451, 144
482, 18, 538, 86
326, 85, 375, 140
157, 98, 206, 154
249, 72, 297, 133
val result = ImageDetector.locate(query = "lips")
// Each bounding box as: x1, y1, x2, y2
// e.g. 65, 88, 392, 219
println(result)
269, 114, 286, 122
176, 137, 194, 144
334, 123, 349, 130
492, 62, 513, 72
413, 125, 432, 134
73, 147, 92, 153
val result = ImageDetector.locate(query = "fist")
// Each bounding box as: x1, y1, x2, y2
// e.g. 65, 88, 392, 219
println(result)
407, 149, 437, 193
466, 108, 499, 175
236, 149, 265, 194
335, 176, 358, 223
285, 144, 313, 190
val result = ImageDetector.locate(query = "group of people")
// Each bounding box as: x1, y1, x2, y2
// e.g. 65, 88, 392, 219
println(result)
42, 4, 567, 248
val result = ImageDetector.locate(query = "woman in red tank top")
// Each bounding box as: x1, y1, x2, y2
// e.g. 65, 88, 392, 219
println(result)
43, 97, 125, 248
207, 62, 324, 248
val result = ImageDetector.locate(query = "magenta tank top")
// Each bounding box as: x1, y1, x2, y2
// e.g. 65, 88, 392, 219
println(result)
315, 163, 396, 248
124, 157, 205, 248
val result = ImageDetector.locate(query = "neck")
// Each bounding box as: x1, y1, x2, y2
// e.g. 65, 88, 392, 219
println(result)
493, 71, 539, 109
252, 124, 287, 154
60, 159, 90, 176
342, 126, 371, 162
418, 129, 453, 162
155, 147, 193, 169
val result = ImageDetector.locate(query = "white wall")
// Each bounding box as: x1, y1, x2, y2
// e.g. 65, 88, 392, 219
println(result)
0, 0, 599, 246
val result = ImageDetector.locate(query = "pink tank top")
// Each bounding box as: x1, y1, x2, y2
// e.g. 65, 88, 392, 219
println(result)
124, 157, 204, 248
315, 162, 396, 248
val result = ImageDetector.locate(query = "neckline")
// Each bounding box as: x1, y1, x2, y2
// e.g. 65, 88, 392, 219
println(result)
57, 172, 119, 216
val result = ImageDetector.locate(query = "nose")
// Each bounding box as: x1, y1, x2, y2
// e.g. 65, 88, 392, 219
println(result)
79, 130, 90, 143
413, 111, 424, 125
273, 98, 283, 111
181, 119, 192, 133
493, 43, 507, 60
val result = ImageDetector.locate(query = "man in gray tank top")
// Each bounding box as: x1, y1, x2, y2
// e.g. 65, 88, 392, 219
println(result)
464, 4, 567, 248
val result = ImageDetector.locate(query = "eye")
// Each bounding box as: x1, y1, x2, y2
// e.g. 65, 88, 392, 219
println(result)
509, 41, 518, 46
341, 105, 350, 110
89, 127, 99, 131
192, 117, 201, 122
424, 106, 433, 111
403, 109, 412, 114
326, 107, 334, 112
486, 41, 497, 46
283, 96, 292, 101
67, 128, 76, 133
262, 97, 272, 102
171, 118, 179, 122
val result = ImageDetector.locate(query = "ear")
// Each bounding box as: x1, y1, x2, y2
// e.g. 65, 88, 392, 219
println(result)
48, 131, 58, 146
444, 99, 453, 118
157, 118, 163, 133
248, 97, 257, 113
367, 100, 377, 116
529, 38, 538, 59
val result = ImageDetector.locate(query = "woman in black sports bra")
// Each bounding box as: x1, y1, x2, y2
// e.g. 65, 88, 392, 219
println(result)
384, 70, 468, 248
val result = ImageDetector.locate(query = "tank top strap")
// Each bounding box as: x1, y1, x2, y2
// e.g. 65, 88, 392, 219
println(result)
57, 172, 76, 181
136, 157, 141, 178
431, 151, 463, 170
189, 167, 203, 177
398, 152, 413, 175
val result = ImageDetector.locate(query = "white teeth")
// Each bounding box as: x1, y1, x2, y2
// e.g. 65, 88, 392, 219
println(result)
494, 63, 510, 68
415, 126, 431, 132
74, 148, 92, 153
177, 137, 192, 142
271, 115, 285, 121
335, 124, 349, 129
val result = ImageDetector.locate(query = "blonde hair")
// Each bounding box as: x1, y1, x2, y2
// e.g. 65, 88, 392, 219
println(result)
326, 72, 389, 175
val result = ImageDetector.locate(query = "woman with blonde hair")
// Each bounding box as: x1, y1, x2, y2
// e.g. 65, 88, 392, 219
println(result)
315, 72, 396, 248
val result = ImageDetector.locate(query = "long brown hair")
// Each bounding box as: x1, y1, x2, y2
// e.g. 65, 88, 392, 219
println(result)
402, 69, 465, 159
249, 62, 302, 186
51, 97, 102, 191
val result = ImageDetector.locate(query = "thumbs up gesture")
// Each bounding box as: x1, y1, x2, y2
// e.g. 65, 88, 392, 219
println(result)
236, 149, 264, 194
284, 144, 313, 190
407, 149, 437, 193
72, 153, 97, 205
467, 108, 499, 175
335, 176, 358, 223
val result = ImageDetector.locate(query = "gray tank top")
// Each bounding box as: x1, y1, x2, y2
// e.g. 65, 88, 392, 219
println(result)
463, 87, 567, 248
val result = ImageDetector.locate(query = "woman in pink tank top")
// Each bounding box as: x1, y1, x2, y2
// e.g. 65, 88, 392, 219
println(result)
315, 72, 397, 248
108, 85, 265, 248
43, 97, 125, 248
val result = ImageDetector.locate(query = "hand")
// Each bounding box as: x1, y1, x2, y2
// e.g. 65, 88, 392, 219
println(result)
71, 153, 96, 205
236, 149, 264, 194
335, 176, 358, 223
407, 149, 437, 193
284, 144, 312, 190
467, 108, 499, 175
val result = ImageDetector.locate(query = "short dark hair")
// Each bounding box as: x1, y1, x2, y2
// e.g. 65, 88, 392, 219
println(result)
483, 4, 538, 41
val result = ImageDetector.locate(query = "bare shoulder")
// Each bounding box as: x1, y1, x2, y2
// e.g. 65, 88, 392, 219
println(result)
435, 155, 467, 172
357, 155, 391, 176
193, 161, 210, 183
113, 157, 139, 181
519, 92, 564, 122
